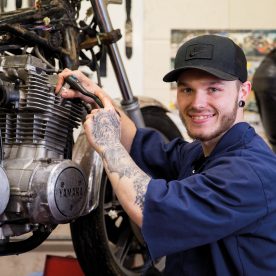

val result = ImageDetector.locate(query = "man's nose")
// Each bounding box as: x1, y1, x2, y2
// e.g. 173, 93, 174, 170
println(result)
190, 91, 206, 109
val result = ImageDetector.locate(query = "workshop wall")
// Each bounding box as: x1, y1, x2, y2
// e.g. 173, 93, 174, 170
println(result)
143, 0, 276, 106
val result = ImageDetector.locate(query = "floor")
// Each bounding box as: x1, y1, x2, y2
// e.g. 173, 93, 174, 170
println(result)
0, 225, 76, 276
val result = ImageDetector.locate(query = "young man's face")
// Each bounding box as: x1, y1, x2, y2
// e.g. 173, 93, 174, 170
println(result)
177, 69, 242, 142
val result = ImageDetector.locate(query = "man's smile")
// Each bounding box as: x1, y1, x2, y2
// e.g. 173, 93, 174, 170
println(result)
190, 114, 215, 120
187, 113, 216, 124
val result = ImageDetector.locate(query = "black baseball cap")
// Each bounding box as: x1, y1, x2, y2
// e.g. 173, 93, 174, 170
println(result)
163, 34, 247, 83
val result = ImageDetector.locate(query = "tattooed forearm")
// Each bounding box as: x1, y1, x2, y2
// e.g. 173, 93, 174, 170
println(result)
89, 109, 150, 214
92, 110, 121, 147
103, 144, 150, 211
133, 173, 148, 210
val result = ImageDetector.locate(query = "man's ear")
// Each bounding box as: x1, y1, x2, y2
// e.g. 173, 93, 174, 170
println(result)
239, 81, 251, 101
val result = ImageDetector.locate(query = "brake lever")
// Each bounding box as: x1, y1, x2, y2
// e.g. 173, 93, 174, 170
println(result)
64, 75, 104, 108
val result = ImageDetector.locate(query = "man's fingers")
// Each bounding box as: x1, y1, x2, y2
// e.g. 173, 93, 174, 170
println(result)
55, 68, 72, 93
55, 69, 114, 109
59, 88, 81, 98
93, 90, 113, 110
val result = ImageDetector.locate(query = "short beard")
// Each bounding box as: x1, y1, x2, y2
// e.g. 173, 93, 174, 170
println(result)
179, 99, 239, 142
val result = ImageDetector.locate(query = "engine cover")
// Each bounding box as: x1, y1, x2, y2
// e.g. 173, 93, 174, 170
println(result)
28, 159, 87, 224
3, 157, 87, 225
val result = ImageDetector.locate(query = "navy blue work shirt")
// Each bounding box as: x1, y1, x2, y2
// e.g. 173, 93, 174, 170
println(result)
130, 122, 276, 275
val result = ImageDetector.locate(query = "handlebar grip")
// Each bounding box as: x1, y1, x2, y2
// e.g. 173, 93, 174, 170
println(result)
64, 75, 104, 108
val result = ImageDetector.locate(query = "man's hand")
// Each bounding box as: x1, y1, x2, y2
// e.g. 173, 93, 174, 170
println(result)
84, 107, 121, 155
56, 68, 112, 106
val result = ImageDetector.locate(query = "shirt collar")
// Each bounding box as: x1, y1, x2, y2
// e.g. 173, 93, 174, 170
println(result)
209, 122, 255, 157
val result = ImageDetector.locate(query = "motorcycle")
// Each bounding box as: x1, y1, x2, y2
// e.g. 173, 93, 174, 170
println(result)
0, 0, 182, 275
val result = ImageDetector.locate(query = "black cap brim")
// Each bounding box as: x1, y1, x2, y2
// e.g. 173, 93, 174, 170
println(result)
163, 65, 238, 82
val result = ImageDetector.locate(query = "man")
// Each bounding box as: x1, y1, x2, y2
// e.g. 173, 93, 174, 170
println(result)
56, 35, 276, 275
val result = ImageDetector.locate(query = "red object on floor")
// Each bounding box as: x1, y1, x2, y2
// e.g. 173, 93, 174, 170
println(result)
43, 255, 84, 276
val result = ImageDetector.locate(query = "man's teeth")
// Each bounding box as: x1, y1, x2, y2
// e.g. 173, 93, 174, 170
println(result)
192, 115, 213, 120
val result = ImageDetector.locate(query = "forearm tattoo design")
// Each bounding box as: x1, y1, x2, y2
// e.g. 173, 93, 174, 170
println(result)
92, 110, 149, 210
92, 110, 121, 147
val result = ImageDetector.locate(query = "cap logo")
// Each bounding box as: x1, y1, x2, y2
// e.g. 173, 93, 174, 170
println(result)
185, 44, 213, 60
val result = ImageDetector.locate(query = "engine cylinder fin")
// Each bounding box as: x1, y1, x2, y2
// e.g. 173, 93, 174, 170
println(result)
0, 58, 85, 154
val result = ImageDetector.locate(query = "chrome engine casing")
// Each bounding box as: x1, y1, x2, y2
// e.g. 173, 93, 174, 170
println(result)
0, 55, 102, 238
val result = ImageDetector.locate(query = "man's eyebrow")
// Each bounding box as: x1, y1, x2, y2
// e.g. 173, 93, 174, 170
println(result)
177, 81, 188, 86
207, 80, 225, 85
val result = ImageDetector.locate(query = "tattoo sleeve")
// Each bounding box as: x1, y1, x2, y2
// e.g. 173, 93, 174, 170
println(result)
91, 110, 150, 211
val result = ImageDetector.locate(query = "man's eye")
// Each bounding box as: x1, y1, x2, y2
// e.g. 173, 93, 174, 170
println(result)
181, 88, 192, 93
208, 87, 218, 93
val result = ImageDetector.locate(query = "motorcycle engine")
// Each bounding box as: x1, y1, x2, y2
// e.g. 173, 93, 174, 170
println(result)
0, 55, 88, 238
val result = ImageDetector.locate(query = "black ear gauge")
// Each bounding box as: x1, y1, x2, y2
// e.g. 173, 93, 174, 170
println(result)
238, 100, 245, 107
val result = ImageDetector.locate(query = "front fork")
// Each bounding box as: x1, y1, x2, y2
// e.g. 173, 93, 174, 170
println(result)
91, 0, 145, 128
